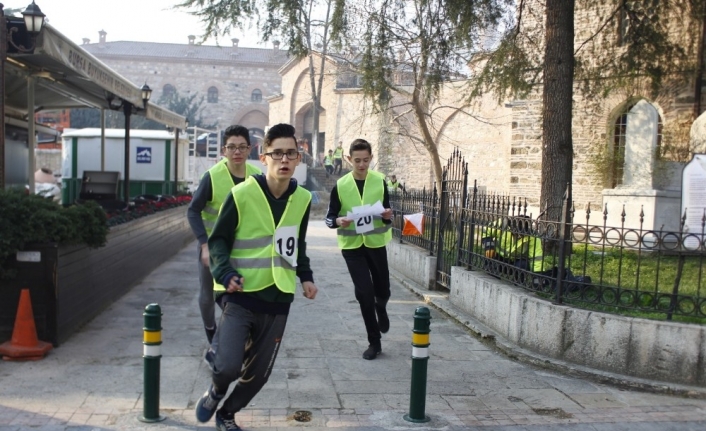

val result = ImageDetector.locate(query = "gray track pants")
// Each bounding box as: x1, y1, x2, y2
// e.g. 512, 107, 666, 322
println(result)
197, 245, 217, 330
211, 302, 288, 414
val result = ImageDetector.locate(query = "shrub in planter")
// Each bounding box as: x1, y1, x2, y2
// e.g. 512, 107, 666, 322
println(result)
104, 194, 192, 227
0, 190, 108, 280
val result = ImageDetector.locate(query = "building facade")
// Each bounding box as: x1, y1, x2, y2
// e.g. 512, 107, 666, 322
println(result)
82, 31, 289, 140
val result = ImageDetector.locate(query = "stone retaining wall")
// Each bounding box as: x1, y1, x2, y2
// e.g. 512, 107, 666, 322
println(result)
387, 240, 706, 389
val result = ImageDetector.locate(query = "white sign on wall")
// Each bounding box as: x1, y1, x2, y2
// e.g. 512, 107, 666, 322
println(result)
681, 154, 706, 249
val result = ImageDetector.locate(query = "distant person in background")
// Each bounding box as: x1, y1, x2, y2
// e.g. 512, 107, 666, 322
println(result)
333, 141, 344, 175
387, 175, 405, 194
324, 149, 334, 178
187, 125, 262, 345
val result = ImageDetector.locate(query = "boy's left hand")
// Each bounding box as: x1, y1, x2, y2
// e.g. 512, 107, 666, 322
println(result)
302, 281, 318, 299
381, 208, 393, 220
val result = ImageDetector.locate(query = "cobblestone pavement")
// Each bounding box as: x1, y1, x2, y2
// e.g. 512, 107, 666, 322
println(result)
0, 221, 704, 430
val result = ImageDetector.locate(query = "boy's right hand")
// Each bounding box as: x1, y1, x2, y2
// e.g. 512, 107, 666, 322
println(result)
226, 275, 244, 293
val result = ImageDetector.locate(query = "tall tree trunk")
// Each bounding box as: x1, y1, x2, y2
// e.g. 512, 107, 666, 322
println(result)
541, 0, 575, 224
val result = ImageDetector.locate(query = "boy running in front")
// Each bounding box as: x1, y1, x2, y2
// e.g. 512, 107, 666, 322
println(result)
195, 123, 317, 431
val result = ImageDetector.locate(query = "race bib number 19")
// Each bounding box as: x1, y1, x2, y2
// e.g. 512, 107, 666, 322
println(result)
274, 226, 298, 267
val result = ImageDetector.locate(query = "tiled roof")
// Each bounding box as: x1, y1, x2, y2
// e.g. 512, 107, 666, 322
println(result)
82, 41, 289, 65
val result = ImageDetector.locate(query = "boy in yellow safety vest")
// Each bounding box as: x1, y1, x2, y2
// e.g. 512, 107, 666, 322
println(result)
325, 138, 394, 360
324, 149, 334, 178
333, 141, 344, 174
187, 125, 262, 344
195, 124, 318, 430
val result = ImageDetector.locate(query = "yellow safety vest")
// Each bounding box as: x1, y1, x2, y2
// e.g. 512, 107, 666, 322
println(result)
336, 171, 392, 249
387, 181, 400, 193
201, 160, 262, 235
213, 177, 311, 294
324, 155, 333, 166
333, 147, 343, 159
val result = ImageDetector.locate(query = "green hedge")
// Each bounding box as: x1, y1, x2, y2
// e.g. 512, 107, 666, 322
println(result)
0, 190, 108, 279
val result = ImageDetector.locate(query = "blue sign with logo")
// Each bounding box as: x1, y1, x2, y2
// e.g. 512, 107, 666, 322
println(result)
136, 147, 152, 163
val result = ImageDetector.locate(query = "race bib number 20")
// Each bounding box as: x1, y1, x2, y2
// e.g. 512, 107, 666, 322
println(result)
355, 215, 374, 234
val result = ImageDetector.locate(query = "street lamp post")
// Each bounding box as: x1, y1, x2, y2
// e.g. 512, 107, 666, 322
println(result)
121, 84, 151, 206
0, 1, 45, 190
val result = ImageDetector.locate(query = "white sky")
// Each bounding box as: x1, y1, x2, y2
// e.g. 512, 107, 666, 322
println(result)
27, 0, 266, 47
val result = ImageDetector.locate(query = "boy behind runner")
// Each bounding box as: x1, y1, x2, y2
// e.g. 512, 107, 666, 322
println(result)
187, 125, 261, 344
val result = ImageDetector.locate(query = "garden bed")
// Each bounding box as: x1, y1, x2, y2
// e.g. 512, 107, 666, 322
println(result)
0, 205, 193, 346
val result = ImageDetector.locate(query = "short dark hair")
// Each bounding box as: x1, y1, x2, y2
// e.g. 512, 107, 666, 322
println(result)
349, 138, 372, 155
264, 123, 297, 149
223, 125, 250, 147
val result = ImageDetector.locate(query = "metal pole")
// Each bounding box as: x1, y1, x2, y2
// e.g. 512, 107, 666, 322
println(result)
174, 128, 179, 194
404, 306, 431, 423
122, 103, 131, 206
0, 4, 6, 190
139, 303, 166, 423
27, 76, 34, 194
100, 108, 105, 171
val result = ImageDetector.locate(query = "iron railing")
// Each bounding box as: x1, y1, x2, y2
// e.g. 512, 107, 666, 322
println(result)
390, 159, 706, 320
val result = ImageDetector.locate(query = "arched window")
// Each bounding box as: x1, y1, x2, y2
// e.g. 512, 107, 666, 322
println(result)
162, 84, 176, 98
610, 102, 662, 188
207, 86, 218, 103
251, 89, 262, 102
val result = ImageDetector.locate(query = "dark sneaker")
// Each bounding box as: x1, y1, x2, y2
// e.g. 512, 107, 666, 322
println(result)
363, 344, 382, 360
203, 348, 215, 371
205, 326, 216, 344
195, 385, 223, 423
215, 409, 241, 431
375, 304, 390, 334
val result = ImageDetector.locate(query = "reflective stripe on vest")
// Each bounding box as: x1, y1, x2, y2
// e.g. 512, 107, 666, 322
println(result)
202, 161, 262, 236
336, 170, 392, 249
213, 176, 311, 294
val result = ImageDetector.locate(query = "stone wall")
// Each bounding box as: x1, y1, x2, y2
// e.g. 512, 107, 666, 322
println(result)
85, 44, 286, 131
386, 239, 706, 391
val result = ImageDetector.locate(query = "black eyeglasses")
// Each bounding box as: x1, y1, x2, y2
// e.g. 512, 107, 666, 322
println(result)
224, 144, 250, 153
264, 150, 300, 160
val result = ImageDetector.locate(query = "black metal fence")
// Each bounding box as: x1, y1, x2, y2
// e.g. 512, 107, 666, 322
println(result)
389, 153, 706, 321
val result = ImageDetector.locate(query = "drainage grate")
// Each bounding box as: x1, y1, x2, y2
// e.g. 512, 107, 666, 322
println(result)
293, 410, 312, 422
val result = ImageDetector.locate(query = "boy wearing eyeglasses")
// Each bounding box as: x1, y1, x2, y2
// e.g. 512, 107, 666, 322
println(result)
195, 123, 318, 431
187, 125, 262, 345
325, 139, 393, 360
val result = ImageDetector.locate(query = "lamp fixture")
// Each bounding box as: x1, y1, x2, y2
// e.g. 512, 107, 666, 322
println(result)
5, 1, 46, 53
21, 1, 45, 34
141, 83, 152, 108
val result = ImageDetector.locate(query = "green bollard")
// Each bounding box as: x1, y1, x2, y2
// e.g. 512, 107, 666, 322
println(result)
138, 303, 166, 423
404, 306, 431, 423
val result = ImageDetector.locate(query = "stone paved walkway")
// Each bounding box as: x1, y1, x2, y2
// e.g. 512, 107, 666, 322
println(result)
0, 221, 704, 430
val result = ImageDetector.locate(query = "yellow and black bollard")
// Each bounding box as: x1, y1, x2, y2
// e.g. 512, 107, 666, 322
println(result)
138, 303, 166, 423
403, 306, 431, 423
